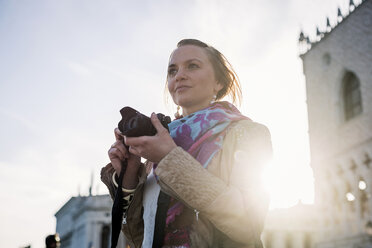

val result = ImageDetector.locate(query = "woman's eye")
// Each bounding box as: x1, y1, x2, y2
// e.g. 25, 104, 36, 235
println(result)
188, 63, 199, 69
168, 68, 177, 76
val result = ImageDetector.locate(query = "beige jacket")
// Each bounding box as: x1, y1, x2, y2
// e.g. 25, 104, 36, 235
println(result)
101, 119, 273, 248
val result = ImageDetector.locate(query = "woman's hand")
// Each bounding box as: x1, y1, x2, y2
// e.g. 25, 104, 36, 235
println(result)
124, 113, 177, 163
108, 128, 141, 176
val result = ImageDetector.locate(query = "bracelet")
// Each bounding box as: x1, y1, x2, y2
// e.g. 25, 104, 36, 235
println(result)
112, 171, 136, 193
123, 193, 134, 211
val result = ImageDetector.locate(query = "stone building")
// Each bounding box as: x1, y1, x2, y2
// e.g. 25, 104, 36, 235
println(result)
263, 0, 372, 247
55, 194, 127, 248
299, 0, 372, 247
263, 202, 320, 248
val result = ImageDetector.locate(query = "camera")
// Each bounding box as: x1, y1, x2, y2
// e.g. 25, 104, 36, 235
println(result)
118, 106, 171, 137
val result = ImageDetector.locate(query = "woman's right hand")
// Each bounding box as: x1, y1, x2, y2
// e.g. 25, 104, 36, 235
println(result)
108, 128, 141, 181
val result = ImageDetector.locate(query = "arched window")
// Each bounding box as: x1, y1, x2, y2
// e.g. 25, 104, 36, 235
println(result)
332, 187, 341, 211
359, 177, 370, 218
303, 232, 312, 248
101, 225, 110, 248
264, 231, 273, 248
285, 233, 293, 248
345, 182, 355, 212
342, 71, 362, 120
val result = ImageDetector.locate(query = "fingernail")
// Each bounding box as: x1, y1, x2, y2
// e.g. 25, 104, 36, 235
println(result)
151, 112, 155, 117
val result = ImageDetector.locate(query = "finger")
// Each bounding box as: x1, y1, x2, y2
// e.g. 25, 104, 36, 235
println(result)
151, 113, 167, 134
124, 136, 147, 147
114, 128, 124, 141
129, 146, 141, 157
108, 147, 125, 160
112, 141, 129, 158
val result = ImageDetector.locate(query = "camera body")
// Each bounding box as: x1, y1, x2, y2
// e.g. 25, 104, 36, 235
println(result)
118, 107, 171, 137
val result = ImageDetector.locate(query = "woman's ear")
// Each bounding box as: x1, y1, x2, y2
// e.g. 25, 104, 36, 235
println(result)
214, 81, 224, 95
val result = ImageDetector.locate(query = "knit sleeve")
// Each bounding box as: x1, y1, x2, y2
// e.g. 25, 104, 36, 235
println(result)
155, 120, 273, 245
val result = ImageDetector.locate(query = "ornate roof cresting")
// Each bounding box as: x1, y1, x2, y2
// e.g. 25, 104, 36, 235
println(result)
298, 0, 368, 55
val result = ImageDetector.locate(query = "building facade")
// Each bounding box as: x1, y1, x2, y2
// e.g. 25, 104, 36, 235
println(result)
263, 1, 372, 247
299, 0, 372, 247
55, 194, 127, 248
263, 202, 321, 248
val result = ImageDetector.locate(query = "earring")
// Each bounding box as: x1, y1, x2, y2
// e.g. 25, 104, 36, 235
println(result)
174, 105, 181, 119
210, 95, 217, 104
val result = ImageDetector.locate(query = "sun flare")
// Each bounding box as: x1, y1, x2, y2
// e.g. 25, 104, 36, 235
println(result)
262, 158, 314, 209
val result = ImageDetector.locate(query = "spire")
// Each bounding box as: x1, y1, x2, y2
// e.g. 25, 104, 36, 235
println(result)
89, 171, 94, 196
337, 7, 343, 23
316, 26, 321, 36
298, 30, 305, 42
326, 17, 331, 32
349, 0, 355, 11
298, 29, 309, 55
315, 26, 324, 42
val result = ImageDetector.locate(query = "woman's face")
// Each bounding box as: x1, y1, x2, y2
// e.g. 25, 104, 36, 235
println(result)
167, 45, 223, 115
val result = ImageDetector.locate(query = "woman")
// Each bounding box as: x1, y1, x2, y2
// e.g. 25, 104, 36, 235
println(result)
101, 39, 273, 248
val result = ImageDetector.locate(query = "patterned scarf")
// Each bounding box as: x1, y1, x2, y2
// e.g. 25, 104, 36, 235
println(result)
158, 101, 250, 247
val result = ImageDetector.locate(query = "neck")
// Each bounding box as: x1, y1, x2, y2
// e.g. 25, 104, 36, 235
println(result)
182, 101, 213, 116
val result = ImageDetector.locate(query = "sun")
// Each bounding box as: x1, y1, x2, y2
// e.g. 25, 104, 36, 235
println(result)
262, 158, 315, 209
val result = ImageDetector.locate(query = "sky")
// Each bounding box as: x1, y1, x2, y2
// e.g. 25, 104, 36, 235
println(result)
0, 0, 358, 247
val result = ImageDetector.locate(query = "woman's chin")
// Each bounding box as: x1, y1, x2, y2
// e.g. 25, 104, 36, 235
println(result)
175, 98, 192, 108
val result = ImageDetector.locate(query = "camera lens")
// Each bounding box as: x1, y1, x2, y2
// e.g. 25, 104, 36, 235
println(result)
119, 107, 170, 137
127, 118, 137, 130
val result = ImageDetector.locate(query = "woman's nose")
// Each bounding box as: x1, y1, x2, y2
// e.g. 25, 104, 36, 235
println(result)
175, 68, 187, 81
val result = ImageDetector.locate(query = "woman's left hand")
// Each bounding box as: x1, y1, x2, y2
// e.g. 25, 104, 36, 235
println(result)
124, 113, 177, 163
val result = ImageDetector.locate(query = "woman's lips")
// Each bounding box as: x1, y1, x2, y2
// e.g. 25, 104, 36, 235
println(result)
176, 86, 191, 93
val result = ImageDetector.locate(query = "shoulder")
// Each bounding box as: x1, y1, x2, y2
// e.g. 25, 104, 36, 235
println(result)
220, 119, 273, 171
225, 119, 272, 147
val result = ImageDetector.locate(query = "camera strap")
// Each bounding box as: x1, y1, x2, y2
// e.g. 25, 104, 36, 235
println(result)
152, 191, 171, 248
111, 160, 127, 248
